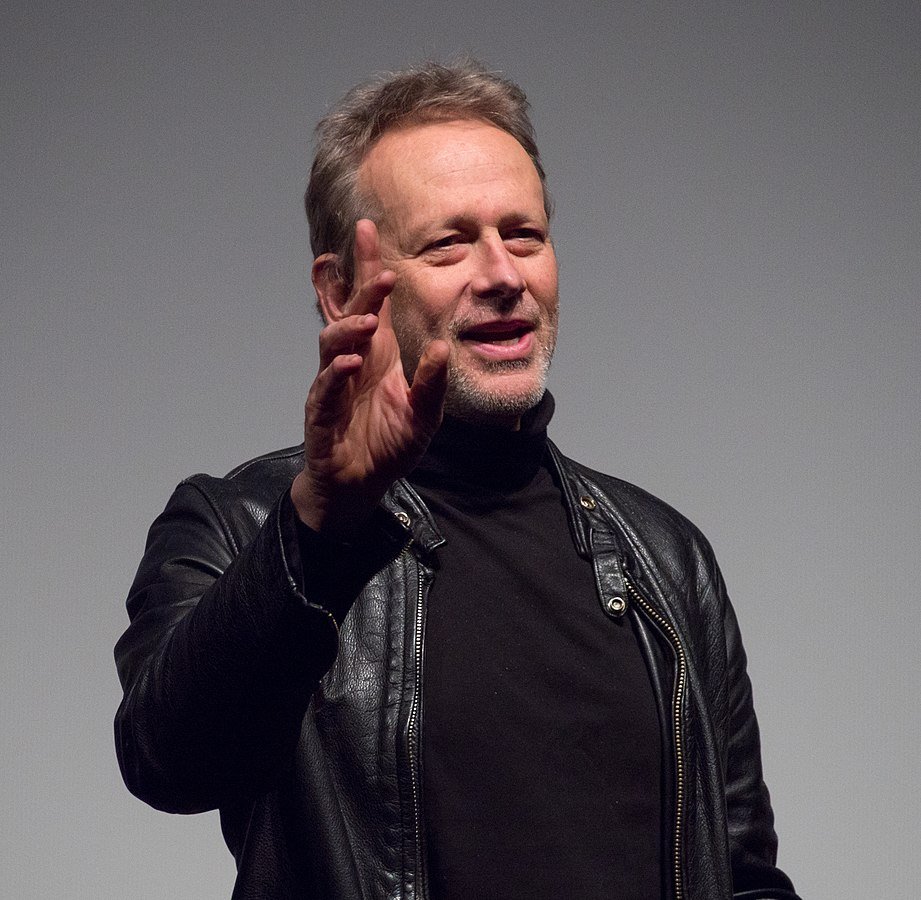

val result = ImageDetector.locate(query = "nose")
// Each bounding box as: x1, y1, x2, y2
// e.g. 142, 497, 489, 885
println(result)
470, 235, 526, 301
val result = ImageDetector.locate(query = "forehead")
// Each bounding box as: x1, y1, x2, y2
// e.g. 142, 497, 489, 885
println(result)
358, 119, 545, 229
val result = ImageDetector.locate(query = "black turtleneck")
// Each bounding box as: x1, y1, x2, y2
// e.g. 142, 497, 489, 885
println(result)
408, 393, 662, 899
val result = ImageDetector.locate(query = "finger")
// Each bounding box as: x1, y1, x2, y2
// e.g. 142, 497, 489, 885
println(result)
307, 353, 364, 428
318, 313, 378, 369
353, 219, 382, 286
408, 339, 449, 431
345, 220, 396, 317
344, 268, 396, 318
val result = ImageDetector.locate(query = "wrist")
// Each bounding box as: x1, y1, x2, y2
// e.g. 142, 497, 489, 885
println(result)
289, 470, 377, 539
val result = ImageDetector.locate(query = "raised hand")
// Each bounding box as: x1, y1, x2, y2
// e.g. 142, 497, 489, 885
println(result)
290, 220, 449, 536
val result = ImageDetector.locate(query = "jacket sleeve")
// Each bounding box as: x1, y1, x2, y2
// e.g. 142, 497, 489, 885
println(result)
113, 477, 404, 814
711, 558, 802, 900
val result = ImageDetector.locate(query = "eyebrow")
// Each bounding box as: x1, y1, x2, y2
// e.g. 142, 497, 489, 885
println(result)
414, 210, 546, 237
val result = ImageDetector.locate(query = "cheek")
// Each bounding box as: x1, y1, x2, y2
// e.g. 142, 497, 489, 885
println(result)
389, 284, 445, 351
524, 244, 556, 284
529, 260, 559, 308
398, 274, 459, 328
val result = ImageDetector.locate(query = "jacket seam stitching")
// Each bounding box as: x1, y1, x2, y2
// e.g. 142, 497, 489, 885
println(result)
179, 477, 241, 556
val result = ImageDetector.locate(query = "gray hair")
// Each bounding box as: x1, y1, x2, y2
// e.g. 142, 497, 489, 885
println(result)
305, 59, 552, 286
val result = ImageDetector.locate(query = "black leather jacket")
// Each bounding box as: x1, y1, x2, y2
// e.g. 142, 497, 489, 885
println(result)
115, 442, 800, 900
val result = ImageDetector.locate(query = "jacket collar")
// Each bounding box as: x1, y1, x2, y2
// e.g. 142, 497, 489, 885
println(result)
382, 479, 445, 554
383, 437, 632, 566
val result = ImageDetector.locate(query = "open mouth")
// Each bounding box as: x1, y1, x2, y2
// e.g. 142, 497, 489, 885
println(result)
460, 321, 532, 344
458, 320, 535, 359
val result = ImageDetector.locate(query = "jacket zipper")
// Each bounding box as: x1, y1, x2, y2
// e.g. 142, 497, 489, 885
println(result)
402, 538, 686, 899
625, 575, 688, 900
404, 546, 427, 898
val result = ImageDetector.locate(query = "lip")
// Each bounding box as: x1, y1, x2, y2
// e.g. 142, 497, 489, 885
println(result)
458, 319, 535, 361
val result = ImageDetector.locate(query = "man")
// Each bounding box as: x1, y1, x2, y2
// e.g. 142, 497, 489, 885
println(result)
115, 61, 800, 899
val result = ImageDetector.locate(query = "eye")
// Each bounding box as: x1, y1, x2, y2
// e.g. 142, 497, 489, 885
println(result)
508, 226, 544, 240
504, 228, 546, 252
428, 233, 463, 250
420, 233, 469, 263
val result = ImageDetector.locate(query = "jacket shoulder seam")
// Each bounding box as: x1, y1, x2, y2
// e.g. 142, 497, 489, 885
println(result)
177, 476, 242, 556
224, 444, 303, 479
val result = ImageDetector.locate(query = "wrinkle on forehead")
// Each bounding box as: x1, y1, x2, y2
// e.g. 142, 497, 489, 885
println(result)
358, 119, 545, 241
418, 160, 521, 191
361, 120, 536, 190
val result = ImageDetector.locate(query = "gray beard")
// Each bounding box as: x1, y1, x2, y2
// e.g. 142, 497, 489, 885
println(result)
442, 353, 553, 424
390, 295, 558, 425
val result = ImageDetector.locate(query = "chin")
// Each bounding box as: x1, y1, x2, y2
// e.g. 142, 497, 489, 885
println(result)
444, 361, 549, 425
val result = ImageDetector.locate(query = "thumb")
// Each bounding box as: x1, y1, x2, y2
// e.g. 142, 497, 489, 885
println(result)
409, 340, 449, 431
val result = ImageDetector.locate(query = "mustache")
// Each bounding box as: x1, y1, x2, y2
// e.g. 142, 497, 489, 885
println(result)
448, 301, 542, 338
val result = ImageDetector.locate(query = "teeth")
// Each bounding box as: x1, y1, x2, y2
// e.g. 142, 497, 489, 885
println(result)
468, 331, 522, 343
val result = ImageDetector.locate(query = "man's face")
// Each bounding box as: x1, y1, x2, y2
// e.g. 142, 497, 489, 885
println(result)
358, 118, 559, 426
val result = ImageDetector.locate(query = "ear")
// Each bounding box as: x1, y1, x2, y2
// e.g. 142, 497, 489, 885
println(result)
312, 254, 350, 325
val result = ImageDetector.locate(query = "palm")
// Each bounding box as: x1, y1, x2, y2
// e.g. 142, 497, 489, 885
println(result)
292, 221, 448, 534
313, 303, 421, 485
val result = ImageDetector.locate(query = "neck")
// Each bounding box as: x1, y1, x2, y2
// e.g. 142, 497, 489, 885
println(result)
410, 392, 554, 493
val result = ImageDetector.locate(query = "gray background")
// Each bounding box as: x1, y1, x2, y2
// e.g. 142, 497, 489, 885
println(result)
3, 1, 918, 897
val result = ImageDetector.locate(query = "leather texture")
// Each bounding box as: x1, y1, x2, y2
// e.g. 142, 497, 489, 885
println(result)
114, 441, 801, 899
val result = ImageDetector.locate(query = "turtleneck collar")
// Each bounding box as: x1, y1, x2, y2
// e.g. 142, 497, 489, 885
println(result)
408, 391, 555, 494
